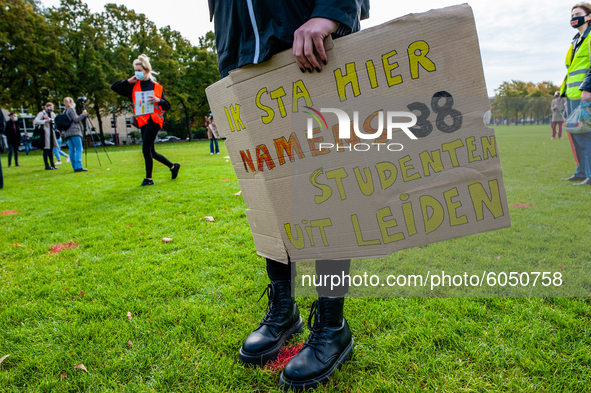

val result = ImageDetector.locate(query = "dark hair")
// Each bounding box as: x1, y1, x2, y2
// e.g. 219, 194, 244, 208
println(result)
572, 3, 591, 15
9, 112, 16, 116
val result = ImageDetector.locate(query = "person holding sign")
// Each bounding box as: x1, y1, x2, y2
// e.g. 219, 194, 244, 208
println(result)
561, 3, 591, 186
209, 0, 369, 390
111, 54, 181, 186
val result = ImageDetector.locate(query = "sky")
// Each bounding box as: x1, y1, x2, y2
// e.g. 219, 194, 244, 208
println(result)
42, 0, 576, 96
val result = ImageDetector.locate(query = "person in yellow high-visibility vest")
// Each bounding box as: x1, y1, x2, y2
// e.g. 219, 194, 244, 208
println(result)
561, 3, 591, 186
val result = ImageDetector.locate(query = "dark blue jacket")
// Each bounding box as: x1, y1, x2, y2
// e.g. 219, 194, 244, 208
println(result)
209, 0, 370, 78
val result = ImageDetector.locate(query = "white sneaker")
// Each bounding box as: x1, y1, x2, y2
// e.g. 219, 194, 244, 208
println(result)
55, 161, 62, 165
210, 153, 213, 155
66, 156, 70, 163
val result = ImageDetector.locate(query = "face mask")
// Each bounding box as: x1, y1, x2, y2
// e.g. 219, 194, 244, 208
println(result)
12, 116, 18, 121
135, 71, 145, 80
47, 108, 53, 113
571, 15, 587, 28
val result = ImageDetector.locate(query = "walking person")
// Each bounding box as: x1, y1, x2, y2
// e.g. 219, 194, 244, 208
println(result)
62, 97, 88, 172
209, 0, 369, 390
33, 103, 59, 170
206, 115, 220, 154
551, 92, 565, 139
111, 54, 180, 186
53, 130, 69, 165
5, 113, 21, 167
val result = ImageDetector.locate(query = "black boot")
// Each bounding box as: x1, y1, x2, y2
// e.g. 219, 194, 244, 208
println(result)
239, 280, 303, 367
279, 297, 353, 391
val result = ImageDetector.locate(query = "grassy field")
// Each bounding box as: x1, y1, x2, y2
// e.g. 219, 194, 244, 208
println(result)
0, 126, 590, 392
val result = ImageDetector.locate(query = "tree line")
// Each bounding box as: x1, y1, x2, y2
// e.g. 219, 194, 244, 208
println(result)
0, 0, 220, 141
491, 81, 560, 125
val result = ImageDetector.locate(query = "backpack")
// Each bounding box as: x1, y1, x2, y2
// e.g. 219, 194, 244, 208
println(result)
54, 111, 73, 132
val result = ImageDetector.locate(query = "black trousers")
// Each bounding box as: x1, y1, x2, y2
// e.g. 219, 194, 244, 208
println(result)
43, 149, 54, 168
266, 258, 351, 297
8, 145, 18, 166
141, 118, 173, 178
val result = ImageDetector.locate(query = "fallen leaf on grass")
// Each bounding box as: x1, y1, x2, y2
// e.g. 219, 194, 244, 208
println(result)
162, 237, 173, 242
237, 244, 243, 247
1, 210, 19, 215
73, 364, 88, 373
204, 216, 215, 222
495, 256, 501, 260
126, 224, 133, 227
60, 371, 68, 380
510, 203, 531, 209
234, 190, 242, 196
0, 354, 9, 365
49, 241, 79, 254
558, 265, 564, 269
13, 243, 22, 247
127, 340, 133, 347
220, 178, 231, 182
78, 290, 85, 297
127, 312, 132, 320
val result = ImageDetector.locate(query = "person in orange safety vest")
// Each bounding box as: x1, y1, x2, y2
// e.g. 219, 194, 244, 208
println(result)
111, 54, 181, 186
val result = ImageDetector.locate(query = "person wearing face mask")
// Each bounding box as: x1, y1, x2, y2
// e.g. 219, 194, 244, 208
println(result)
33, 102, 59, 170
4, 113, 21, 167
561, 3, 591, 186
550, 92, 565, 139
111, 54, 180, 186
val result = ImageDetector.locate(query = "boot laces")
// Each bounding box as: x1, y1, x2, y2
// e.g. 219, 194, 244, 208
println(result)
257, 283, 288, 327
303, 300, 329, 353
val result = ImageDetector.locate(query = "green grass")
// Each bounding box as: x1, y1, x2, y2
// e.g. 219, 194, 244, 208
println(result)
0, 128, 590, 392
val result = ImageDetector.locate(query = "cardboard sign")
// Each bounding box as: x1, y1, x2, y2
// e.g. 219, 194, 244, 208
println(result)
206, 4, 511, 263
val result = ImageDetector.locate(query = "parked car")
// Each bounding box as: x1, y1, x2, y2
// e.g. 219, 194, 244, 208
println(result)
91, 140, 115, 147
158, 136, 181, 143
